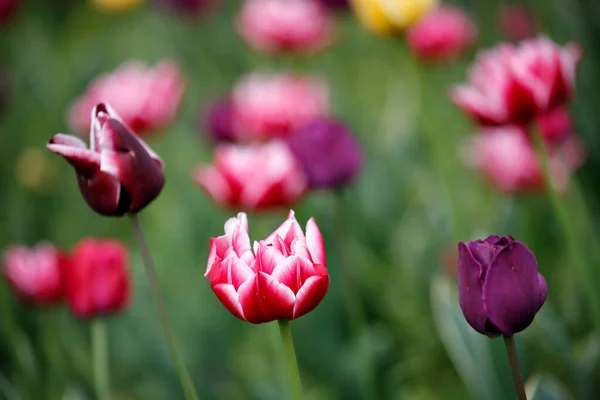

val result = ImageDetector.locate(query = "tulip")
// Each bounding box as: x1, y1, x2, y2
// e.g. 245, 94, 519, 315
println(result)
349, 0, 395, 35
406, 6, 476, 63
237, 0, 334, 55
3, 243, 65, 305
351, 0, 438, 34
286, 118, 363, 189
451, 36, 582, 126
498, 4, 537, 42
0, 0, 19, 25
535, 106, 573, 146
317, 0, 348, 12
68, 60, 185, 136
64, 239, 130, 319
457, 235, 547, 337
91, 0, 144, 11
47, 103, 165, 216
193, 140, 308, 210
231, 72, 330, 141
201, 97, 237, 143
206, 210, 329, 323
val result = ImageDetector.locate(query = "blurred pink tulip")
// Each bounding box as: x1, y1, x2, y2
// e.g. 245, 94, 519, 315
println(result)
451, 36, 581, 126
231, 72, 330, 140
406, 6, 476, 63
535, 106, 573, 146
69, 60, 185, 136
193, 140, 308, 210
205, 210, 329, 323
499, 4, 537, 42
237, 0, 334, 54
0, 0, 19, 25
3, 243, 65, 305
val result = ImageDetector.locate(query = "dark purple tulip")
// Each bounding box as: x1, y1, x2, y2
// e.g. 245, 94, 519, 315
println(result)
286, 118, 363, 189
202, 97, 237, 143
457, 235, 547, 337
47, 103, 165, 216
316, 0, 349, 12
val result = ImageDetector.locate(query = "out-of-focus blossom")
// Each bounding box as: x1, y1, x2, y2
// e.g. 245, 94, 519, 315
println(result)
451, 36, 582, 126
65, 239, 130, 319
352, 0, 438, 33
3, 243, 64, 305
0, 0, 19, 25
499, 4, 537, 42
317, 0, 348, 12
231, 72, 330, 141
237, 0, 334, 55
462, 126, 583, 194
457, 235, 547, 337
91, 0, 143, 12
286, 118, 363, 189
350, 0, 395, 35
206, 211, 329, 323
69, 60, 185, 135
193, 141, 308, 210
202, 97, 237, 143
406, 6, 476, 63
535, 106, 573, 146
47, 103, 165, 216
153, 0, 215, 16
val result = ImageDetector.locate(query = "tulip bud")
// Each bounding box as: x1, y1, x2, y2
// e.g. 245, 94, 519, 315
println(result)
201, 97, 237, 143
376, 0, 439, 30
350, 0, 396, 35
64, 239, 131, 319
406, 6, 476, 63
286, 118, 363, 189
457, 235, 547, 337
206, 210, 329, 323
47, 103, 165, 216
192, 140, 308, 210
237, 0, 334, 55
3, 243, 65, 306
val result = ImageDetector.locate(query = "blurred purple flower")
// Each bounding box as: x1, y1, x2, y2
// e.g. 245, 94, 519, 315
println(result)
0, 0, 19, 25
316, 0, 348, 12
286, 118, 363, 189
202, 97, 237, 143
499, 4, 537, 42
153, 0, 216, 17
457, 235, 547, 337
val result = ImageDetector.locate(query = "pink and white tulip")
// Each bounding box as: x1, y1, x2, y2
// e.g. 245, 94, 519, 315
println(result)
205, 211, 329, 323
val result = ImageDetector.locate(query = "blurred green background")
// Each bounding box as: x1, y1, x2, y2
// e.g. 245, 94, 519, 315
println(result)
2, 0, 600, 399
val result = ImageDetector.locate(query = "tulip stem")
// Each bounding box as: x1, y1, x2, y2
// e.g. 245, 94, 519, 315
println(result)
130, 214, 199, 400
92, 319, 110, 400
277, 319, 303, 400
503, 336, 527, 400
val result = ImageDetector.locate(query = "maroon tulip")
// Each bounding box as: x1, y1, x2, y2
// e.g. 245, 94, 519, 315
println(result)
457, 235, 547, 337
47, 103, 165, 216
451, 36, 581, 126
206, 211, 329, 323
0, 0, 19, 25
3, 243, 65, 305
202, 97, 237, 143
64, 239, 131, 319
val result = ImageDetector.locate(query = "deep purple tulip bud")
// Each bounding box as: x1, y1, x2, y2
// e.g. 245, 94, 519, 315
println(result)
457, 235, 547, 337
47, 103, 165, 216
202, 97, 237, 143
286, 118, 363, 189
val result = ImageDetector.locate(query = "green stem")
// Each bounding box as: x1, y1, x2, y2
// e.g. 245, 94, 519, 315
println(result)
40, 312, 63, 400
277, 320, 303, 400
531, 128, 600, 335
92, 319, 110, 400
129, 214, 199, 400
502, 336, 527, 400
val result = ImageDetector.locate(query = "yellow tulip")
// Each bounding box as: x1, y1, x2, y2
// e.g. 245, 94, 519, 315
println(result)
91, 0, 144, 12
377, 0, 439, 30
350, 0, 396, 35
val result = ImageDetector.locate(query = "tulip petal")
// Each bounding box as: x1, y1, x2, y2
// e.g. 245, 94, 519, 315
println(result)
305, 217, 325, 266
537, 272, 548, 309
271, 255, 315, 294
47, 135, 101, 177
222, 257, 255, 290
76, 171, 122, 216
193, 165, 233, 206
457, 242, 490, 335
257, 271, 295, 320
212, 283, 245, 321
293, 275, 329, 319
237, 276, 267, 323
256, 242, 286, 275
266, 210, 304, 246
483, 242, 542, 336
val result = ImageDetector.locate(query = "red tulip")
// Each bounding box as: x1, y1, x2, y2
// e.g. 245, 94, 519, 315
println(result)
230, 72, 330, 141
237, 0, 334, 55
68, 60, 185, 136
64, 239, 131, 319
451, 36, 581, 126
406, 6, 476, 63
2, 243, 65, 305
205, 211, 329, 323
193, 140, 308, 210
47, 103, 165, 216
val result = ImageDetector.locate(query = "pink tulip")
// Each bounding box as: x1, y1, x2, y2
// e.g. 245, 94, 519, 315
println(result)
205, 211, 329, 323
193, 140, 308, 210
3, 243, 65, 305
47, 103, 165, 216
237, 0, 334, 55
406, 6, 476, 63
231, 72, 330, 140
68, 60, 185, 136
499, 4, 537, 42
451, 36, 581, 126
